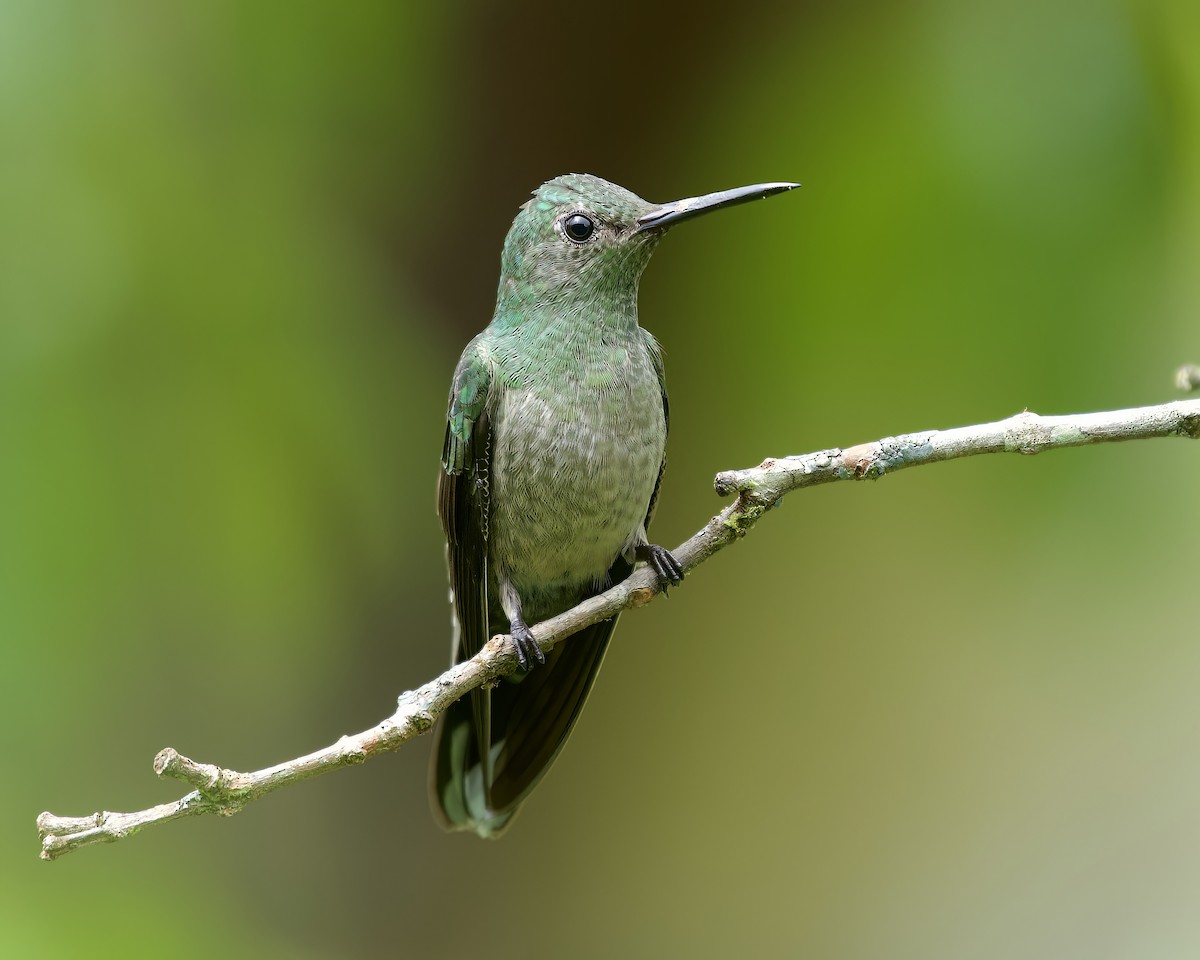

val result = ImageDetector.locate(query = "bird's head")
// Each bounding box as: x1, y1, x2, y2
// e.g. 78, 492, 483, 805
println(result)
496, 174, 799, 311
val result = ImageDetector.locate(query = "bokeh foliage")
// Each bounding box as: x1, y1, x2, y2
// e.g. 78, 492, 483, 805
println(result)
3, 0, 1198, 956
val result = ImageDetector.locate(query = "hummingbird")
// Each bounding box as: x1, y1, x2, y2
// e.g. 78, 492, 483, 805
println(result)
429, 173, 799, 837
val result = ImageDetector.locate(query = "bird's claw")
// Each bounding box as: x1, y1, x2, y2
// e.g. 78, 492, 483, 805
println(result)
511, 621, 545, 671
640, 543, 685, 591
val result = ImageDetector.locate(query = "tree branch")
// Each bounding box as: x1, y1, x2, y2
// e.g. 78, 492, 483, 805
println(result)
37, 397, 1200, 860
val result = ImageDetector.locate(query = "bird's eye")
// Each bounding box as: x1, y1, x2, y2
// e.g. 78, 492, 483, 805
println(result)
562, 214, 595, 243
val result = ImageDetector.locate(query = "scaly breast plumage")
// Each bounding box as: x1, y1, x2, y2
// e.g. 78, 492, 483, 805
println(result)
488, 377, 665, 592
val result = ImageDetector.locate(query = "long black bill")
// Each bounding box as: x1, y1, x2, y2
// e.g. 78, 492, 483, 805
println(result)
634, 181, 800, 233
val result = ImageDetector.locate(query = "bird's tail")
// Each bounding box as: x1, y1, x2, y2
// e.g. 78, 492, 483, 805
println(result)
428, 616, 617, 838
428, 694, 516, 839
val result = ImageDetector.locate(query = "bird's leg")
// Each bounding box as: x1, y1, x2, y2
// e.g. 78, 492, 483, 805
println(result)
499, 575, 545, 671
635, 542, 685, 591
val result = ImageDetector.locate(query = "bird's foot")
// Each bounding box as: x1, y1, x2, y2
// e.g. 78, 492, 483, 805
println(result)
637, 543, 685, 592
510, 618, 545, 671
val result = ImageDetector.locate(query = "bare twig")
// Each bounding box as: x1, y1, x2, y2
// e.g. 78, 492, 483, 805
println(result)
37, 397, 1200, 860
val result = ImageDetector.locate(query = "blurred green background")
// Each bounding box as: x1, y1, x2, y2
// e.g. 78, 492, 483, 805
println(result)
3, 0, 1198, 956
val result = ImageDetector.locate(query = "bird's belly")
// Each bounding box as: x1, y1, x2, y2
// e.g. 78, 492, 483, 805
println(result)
488, 384, 665, 600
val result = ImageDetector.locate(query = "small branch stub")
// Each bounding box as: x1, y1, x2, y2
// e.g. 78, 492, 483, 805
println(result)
37, 395, 1200, 860
156, 748, 223, 794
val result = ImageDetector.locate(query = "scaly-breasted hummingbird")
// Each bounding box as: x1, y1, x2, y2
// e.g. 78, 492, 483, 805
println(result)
430, 174, 799, 836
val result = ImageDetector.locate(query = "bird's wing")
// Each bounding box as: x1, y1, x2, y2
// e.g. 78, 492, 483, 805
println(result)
642, 327, 669, 528
430, 340, 495, 830
437, 339, 494, 664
